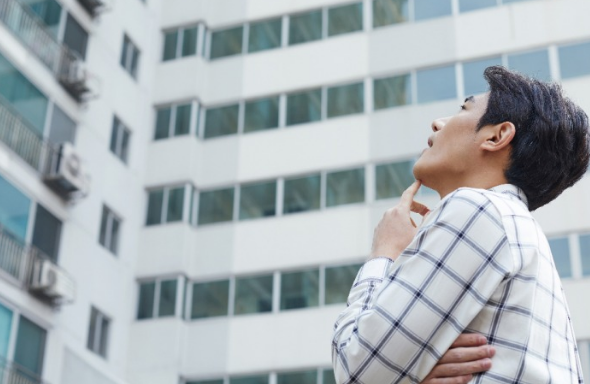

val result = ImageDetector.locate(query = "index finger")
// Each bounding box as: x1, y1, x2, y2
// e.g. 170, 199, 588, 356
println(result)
400, 180, 422, 207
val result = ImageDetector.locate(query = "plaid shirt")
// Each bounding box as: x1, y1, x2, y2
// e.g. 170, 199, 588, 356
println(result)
332, 185, 584, 384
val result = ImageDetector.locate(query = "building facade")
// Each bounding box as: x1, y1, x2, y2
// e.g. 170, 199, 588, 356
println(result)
0, 0, 589, 383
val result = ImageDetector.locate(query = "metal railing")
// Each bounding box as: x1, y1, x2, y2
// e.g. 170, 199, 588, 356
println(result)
0, 0, 88, 100
0, 96, 58, 174
0, 355, 47, 384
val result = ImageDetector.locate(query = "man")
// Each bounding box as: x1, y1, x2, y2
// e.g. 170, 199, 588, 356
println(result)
332, 66, 589, 383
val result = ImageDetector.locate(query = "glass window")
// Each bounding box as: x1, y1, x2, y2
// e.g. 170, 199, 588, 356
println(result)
248, 18, 282, 53
239, 181, 276, 220
187, 380, 224, 384
87, 307, 110, 358
459, 0, 496, 13
463, 57, 502, 96
322, 369, 336, 384
182, 27, 198, 57
375, 160, 415, 199
210, 26, 243, 60
99, 205, 121, 255
414, 0, 452, 21
286, 88, 322, 126
559, 42, 590, 80
234, 275, 273, 315
0, 175, 31, 241
230, 375, 269, 384
0, 302, 12, 357
22, 0, 62, 37
328, 3, 363, 37
154, 107, 172, 140
120, 35, 140, 79
158, 279, 177, 317
549, 237, 571, 279
416, 65, 457, 104
507, 49, 551, 81
503, 0, 534, 3
280, 269, 319, 310
327, 82, 364, 118
325, 263, 362, 305
373, 74, 411, 110
277, 370, 317, 384
283, 174, 321, 214
174, 104, 192, 136
162, 30, 178, 61
373, 0, 408, 28
191, 280, 230, 319
244, 96, 279, 133
204, 104, 239, 139
110, 116, 131, 163
579, 234, 590, 276
289, 10, 322, 46
146, 190, 164, 225
137, 281, 155, 319
326, 168, 365, 207
14, 316, 46, 377
198, 188, 234, 225
63, 14, 89, 60
48, 105, 76, 144
32, 205, 61, 262
166, 187, 185, 223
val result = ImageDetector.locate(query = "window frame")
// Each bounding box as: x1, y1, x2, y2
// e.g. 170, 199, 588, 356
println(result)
98, 204, 122, 255
87, 306, 111, 359
110, 115, 131, 164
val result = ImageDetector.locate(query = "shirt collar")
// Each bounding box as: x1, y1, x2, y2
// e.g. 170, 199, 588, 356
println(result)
487, 184, 529, 207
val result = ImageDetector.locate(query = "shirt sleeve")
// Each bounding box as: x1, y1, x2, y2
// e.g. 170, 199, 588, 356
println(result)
332, 189, 514, 384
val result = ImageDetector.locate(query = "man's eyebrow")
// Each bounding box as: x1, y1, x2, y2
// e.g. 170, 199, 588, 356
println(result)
464, 96, 475, 104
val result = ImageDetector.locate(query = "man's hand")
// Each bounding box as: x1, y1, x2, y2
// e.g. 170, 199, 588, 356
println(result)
371, 181, 430, 260
421, 333, 495, 384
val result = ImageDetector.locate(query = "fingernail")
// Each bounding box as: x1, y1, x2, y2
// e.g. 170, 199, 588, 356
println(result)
481, 358, 492, 369
478, 335, 487, 344
487, 346, 496, 357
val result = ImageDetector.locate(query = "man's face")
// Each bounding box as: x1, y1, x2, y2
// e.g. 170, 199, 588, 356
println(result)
413, 93, 490, 193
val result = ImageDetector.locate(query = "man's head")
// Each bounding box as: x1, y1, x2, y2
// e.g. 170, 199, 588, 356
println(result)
413, 65, 590, 211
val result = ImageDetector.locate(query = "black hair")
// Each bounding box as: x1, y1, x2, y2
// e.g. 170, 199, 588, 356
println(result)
478, 66, 590, 211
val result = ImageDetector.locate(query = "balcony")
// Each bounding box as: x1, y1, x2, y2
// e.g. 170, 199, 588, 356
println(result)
0, 0, 90, 101
0, 225, 75, 306
0, 355, 47, 384
77, 0, 109, 18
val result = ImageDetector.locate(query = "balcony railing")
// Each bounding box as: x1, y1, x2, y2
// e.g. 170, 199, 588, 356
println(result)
0, 355, 47, 384
0, 0, 90, 101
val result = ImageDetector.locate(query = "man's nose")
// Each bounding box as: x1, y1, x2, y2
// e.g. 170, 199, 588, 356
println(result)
431, 117, 450, 132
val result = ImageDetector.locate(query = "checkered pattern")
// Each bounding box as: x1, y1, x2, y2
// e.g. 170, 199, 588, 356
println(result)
332, 185, 583, 384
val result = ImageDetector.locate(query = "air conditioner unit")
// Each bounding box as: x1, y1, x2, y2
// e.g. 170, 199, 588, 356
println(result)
44, 142, 90, 199
30, 259, 76, 303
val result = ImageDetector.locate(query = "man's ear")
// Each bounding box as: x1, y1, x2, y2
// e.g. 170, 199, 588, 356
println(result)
480, 122, 515, 152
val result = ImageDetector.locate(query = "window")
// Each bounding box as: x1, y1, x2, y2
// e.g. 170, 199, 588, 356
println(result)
146, 186, 191, 225
230, 375, 269, 384
283, 174, 321, 214
326, 168, 365, 207
327, 82, 364, 118
31, 204, 62, 262
166, 187, 185, 222
182, 27, 199, 57
458, 0, 496, 13
163, 27, 199, 61
463, 57, 502, 96
507, 49, 551, 81
289, 10, 322, 46
146, 190, 164, 225
375, 160, 415, 199
190, 280, 230, 319
22, 0, 62, 37
558, 41, 590, 80
110, 116, 131, 163
87, 307, 110, 358
548, 237, 571, 278
325, 264, 362, 305
280, 269, 319, 310
328, 3, 363, 37
187, 380, 224, 384
48, 104, 76, 144
239, 181, 276, 220
210, 26, 243, 60
244, 96, 279, 133
99, 205, 121, 255
372, 0, 408, 28
63, 14, 88, 60
0, 174, 31, 241
579, 234, 590, 276
414, 0, 452, 21
277, 370, 317, 384
416, 65, 457, 103
373, 73, 411, 110
14, 315, 46, 380
203, 104, 239, 139
286, 88, 322, 126
198, 187, 234, 225
137, 279, 178, 319
234, 275, 273, 315
162, 31, 178, 61
322, 369, 336, 384
120, 34, 140, 79
154, 103, 194, 139
248, 18, 282, 53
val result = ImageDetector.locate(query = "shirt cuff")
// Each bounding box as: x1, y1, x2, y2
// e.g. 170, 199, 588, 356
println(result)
354, 257, 393, 286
